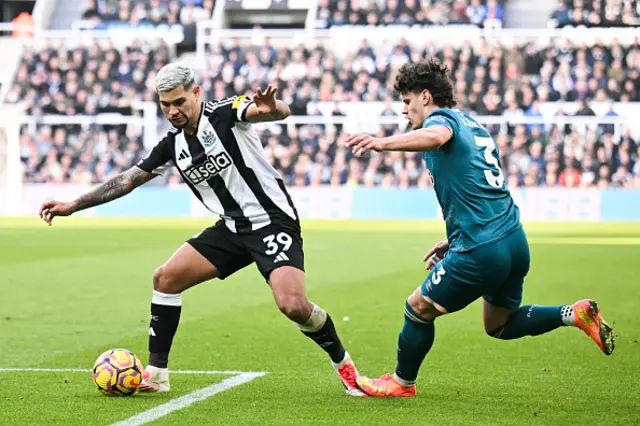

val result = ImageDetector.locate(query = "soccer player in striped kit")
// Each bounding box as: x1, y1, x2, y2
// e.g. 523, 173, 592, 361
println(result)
39, 63, 364, 397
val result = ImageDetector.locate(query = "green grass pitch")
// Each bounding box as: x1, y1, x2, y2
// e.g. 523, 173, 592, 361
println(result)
0, 217, 639, 425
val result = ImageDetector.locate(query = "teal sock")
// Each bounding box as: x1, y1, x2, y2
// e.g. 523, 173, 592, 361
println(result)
394, 302, 435, 384
489, 305, 567, 340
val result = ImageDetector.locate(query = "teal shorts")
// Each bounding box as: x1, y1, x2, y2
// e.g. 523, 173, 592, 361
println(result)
421, 226, 530, 313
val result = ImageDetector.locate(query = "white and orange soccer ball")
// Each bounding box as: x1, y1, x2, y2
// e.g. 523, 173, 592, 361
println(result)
92, 348, 143, 396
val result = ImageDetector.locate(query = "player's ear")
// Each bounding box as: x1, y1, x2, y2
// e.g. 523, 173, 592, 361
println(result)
192, 85, 200, 99
421, 89, 431, 106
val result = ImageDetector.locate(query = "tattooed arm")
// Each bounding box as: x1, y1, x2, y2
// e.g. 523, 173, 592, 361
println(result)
39, 166, 155, 225
73, 166, 154, 211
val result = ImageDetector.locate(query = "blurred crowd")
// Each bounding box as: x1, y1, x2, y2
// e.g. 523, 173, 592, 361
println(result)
8, 38, 169, 184
198, 36, 640, 111
81, 0, 215, 26
316, 0, 505, 28
5, 39, 170, 115
20, 124, 144, 184
238, 119, 640, 189
18, 117, 640, 189
497, 125, 640, 189
550, 0, 640, 27
10, 22, 640, 187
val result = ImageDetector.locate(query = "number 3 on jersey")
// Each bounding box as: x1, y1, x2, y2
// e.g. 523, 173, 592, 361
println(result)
474, 136, 505, 188
263, 232, 292, 262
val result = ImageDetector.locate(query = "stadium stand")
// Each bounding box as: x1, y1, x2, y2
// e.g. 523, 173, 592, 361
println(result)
199, 36, 640, 105
75, 0, 213, 53
20, 123, 145, 184
81, 0, 216, 27
166, 34, 640, 188
13, 33, 640, 188
6, 39, 171, 114
6, 38, 169, 184
315, 0, 505, 28
5, 0, 640, 188
549, 0, 640, 28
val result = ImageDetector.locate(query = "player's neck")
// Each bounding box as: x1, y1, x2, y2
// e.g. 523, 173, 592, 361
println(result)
422, 104, 444, 121
185, 102, 202, 135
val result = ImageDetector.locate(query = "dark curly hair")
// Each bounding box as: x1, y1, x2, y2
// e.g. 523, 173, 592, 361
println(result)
393, 59, 456, 108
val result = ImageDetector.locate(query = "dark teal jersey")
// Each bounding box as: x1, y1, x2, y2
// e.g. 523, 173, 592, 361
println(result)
422, 108, 521, 252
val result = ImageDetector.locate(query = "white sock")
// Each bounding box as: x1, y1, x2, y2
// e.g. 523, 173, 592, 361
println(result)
145, 365, 168, 379
393, 373, 415, 387
332, 352, 352, 369
152, 290, 182, 307
297, 303, 327, 333
560, 305, 576, 326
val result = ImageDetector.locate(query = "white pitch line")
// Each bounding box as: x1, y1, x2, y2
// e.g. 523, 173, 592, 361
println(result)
109, 372, 266, 426
0, 368, 264, 375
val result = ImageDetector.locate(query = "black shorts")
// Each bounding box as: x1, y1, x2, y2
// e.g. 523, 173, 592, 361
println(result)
187, 218, 304, 280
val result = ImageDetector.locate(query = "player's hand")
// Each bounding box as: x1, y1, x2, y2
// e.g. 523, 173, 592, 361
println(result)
253, 84, 278, 114
345, 133, 385, 157
423, 240, 449, 270
39, 200, 76, 226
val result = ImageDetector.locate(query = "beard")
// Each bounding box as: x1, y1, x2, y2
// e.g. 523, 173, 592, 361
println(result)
169, 116, 189, 128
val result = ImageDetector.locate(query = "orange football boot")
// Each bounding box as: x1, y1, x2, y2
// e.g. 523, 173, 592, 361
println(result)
356, 373, 416, 397
572, 299, 614, 355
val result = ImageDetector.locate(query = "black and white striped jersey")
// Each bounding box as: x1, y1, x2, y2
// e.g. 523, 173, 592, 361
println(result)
136, 97, 298, 233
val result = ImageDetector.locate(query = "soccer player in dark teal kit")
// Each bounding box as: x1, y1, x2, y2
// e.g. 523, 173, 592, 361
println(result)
345, 59, 615, 397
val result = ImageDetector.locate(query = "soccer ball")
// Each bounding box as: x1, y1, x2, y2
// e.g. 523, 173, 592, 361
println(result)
92, 348, 143, 396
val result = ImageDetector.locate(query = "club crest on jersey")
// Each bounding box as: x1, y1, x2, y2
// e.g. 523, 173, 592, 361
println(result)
202, 130, 217, 147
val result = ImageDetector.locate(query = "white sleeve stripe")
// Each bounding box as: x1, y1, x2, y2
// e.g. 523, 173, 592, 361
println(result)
204, 99, 234, 114
237, 101, 253, 122
149, 160, 173, 176
212, 99, 234, 109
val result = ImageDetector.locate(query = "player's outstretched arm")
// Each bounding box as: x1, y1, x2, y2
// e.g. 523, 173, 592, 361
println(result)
39, 166, 155, 225
346, 126, 453, 157
244, 84, 291, 123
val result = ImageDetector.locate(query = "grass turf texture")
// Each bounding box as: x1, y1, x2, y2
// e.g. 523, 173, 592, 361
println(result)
1, 217, 639, 425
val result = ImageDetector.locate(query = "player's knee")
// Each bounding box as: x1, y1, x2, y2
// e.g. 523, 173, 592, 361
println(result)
411, 303, 440, 322
484, 319, 505, 336
483, 303, 512, 338
153, 266, 181, 294
486, 326, 506, 339
275, 295, 310, 323
407, 291, 444, 321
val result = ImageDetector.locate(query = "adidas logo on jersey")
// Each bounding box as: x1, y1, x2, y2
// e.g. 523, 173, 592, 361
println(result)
273, 252, 290, 263
183, 152, 233, 184
178, 149, 190, 161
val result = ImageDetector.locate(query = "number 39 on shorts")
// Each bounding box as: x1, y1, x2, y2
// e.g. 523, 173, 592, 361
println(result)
263, 232, 293, 256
